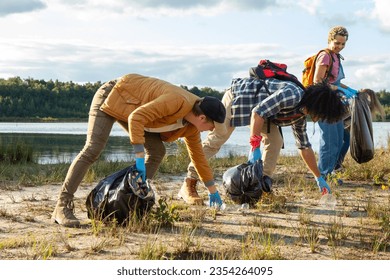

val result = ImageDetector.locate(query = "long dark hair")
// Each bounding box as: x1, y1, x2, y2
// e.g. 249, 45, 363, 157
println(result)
298, 81, 347, 123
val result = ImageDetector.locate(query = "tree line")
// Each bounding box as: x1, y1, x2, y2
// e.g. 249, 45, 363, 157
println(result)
0, 77, 389, 121
0, 77, 224, 121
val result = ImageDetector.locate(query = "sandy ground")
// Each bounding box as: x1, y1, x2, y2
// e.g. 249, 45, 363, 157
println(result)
0, 168, 389, 260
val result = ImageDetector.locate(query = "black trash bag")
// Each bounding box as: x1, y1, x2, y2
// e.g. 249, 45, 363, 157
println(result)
349, 92, 374, 164
222, 159, 272, 205
86, 165, 155, 225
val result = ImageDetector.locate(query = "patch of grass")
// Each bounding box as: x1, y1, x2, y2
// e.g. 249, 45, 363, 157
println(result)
256, 192, 287, 213
158, 140, 190, 174
0, 141, 34, 164
57, 231, 75, 252
88, 238, 110, 254
251, 216, 279, 229
1, 143, 389, 189
0, 206, 18, 222
371, 231, 389, 254
177, 225, 198, 253
138, 236, 169, 260
305, 226, 320, 253
241, 229, 283, 260
365, 196, 390, 254
342, 149, 390, 182
188, 207, 207, 230
30, 238, 57, 260
0, 142, 389, 260
0, 236, 33, 250
0, 235, 57, 260
324, 217, 350, 246
298, 207, 313, 225
90, 218, 106, 236
209, 152, 248, 171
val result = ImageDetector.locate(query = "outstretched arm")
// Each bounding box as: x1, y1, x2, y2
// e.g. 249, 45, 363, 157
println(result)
299, 148, 320, 178
299, 148, 331, 194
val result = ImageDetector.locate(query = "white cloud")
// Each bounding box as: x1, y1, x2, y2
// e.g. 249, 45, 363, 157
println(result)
1, 0, 390, 92
0, 0, 46, 16
2, 34, 390, 91
0, 37, 279, 88
354, 58, 390, 90
293, 0, 321, 15
35, 0, 279, 18
372, 0, 390, 32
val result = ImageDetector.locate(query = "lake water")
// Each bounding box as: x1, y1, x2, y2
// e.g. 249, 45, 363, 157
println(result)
1, 122, 389, 164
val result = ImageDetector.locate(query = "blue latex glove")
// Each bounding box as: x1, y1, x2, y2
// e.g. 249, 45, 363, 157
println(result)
135, 157, 146, 182
346, 87, 358, 98
315, 176, 332, 194
209, 191, 223, 208
338, 86, 357, 99
248, 147, 261, 164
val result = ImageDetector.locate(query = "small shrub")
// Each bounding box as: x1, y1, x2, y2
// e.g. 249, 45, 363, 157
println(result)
151, 197, 179, 227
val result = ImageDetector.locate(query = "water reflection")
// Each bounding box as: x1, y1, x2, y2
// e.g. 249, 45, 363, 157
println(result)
0, 133, 178, 164
1, 121, 388, 164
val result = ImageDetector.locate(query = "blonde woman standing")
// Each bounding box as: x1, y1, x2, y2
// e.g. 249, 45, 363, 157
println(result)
313, 26, 358, 179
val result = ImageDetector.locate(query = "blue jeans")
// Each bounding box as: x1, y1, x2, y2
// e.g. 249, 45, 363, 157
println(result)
335, 128, 350, 170
318, 120, 344, 177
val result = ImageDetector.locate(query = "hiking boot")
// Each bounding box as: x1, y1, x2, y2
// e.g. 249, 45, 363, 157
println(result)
178, 178, 204, 205
51, 197, 80, 228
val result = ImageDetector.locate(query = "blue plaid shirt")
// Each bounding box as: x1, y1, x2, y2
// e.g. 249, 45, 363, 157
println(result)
230, 77, 311, 149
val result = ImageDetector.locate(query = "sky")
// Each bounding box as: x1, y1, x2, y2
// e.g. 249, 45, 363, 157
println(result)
1, 0, 390, 92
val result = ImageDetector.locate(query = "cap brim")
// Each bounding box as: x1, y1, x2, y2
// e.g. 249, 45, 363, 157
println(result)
213, 121, 227, 135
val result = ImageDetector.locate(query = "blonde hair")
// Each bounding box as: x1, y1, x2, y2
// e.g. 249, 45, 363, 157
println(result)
328, 26, 349, 43
360, 89, 386, 121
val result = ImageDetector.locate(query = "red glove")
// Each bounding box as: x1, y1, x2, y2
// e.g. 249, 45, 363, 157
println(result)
249, 135, 263, 151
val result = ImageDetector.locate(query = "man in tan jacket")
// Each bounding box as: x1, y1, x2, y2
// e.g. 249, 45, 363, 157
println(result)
52, 74, 226, 227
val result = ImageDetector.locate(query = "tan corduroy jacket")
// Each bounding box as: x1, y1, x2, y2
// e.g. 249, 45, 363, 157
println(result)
100, 74, 214, 186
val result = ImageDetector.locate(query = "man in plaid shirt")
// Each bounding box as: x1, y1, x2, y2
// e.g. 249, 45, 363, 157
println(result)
178, 77, 347, 205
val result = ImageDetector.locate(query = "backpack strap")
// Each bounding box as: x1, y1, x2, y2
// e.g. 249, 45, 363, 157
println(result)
265, 120, 284, 148
248, 73, 273, 135
317, 49, 334, 83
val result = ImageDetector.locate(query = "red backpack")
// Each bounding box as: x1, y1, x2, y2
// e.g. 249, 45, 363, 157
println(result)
249, 59, 305, 90
248, 59, 305, 136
